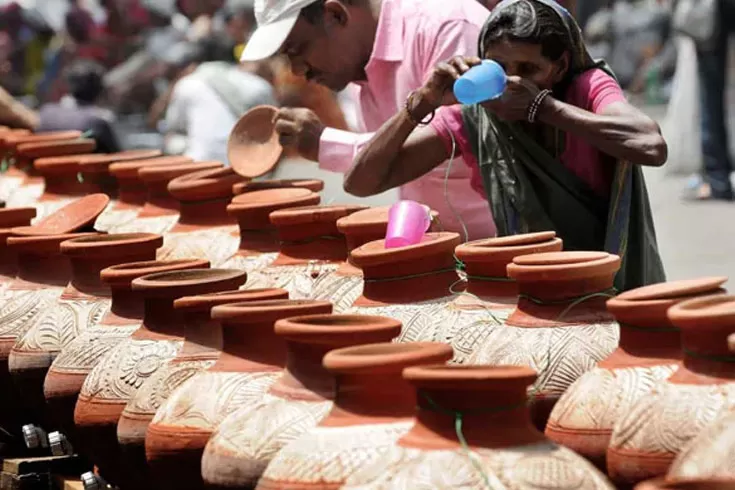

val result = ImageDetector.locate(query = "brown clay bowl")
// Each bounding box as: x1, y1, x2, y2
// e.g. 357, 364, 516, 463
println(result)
228, 105, 283, 179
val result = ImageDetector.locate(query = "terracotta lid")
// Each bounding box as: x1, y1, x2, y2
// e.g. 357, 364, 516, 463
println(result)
455, 231, 563, 265
507, 251, 621, 282
0, 128, 30, 143
336, 206, 390, 237
324, 342, 453, 374
668, 294, 735, 332
0, 207, 36, 228
350, 232, 461, 269
5, 130, 82, 150
109, 156, 194, 179
34, 153, 88, 175
78, 149, 164, 173
60, 233, 164, 259
7, 232, 98, 255
173, 288, 289, 312
212, 299, 333, 325
270, 204, 368, 227
167, 166, 244, 202
233, 178, 324, 195
227, 188, 321, 220
403, 364, 538, 391
608, 278, 728, 328
274, 314, 402, 346
101, 258, 211, 288
139, 161, 223, 184
228, 105, 283, 178
17, 139, 96, 159
635, 478, 735, 490
10, 194, 110, 235
132, 268, 248, 298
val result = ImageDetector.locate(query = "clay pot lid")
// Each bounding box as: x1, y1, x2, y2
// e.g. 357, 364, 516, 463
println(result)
402, 364, 538, 390
139, 161, 223, 184
131, 268, 247, 298
78, 149, 164, 173
634, 479, 735, 490
17, 139, 96, 159
34, 153, 89, 174
324, 342, 453, 374
0, 128, 30, 142
227, 188, 320, 215
336, 206, 390, 236
11, 194, 110, 235
7, 232, 98, 255
455, 231, 563, 263
616, 277, 728, 302
507, 251, 621, 282
5, 130, 82, 150
212, 299, 333, 324
228, 105, 283, 178
101, 258, 210, 287
233, 178, 324, 195
109, 156, 194, 179
350, 232, 461, 268
667, 294, 735, 331
275, 314, 402, 345
60, 233, 163, 258
269, 204, 368, 227
168, 166, 244, 202
0, 207, 36, 228
174, 288, 288, 312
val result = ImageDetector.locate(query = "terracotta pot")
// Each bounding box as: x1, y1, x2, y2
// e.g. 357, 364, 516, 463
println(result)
341, 365, 613, 489
546, 277, 728, 470
233, 178, 324, 195
636, 479, 735, 490
159, 167, 244, 266
0, 207, 36, 286
106, 156, 194, 232
146, 298, 333, 490
221, 188, 320, 275
608, 294, 735, 486
201, 314, 402, 489
117, 287, 290, 490
258, 342, 453, 490
252, 204, 366, 300
466, 250, 621, 430
44, 258, 211, 441
0, 129, 32, 200
8, 233, 163, 427
74, 268, 247, 489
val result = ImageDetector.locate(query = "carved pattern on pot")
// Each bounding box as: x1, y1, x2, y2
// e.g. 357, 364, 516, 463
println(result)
114, 215, 179, 235
0, 175, 25, 202
310, 272, 363, 313
121, 359, 217, 418
80, 338, 183, 400
6, 184, 44, 211
94, 207, 139, 233
343, 443, 613, 489
157, 228, 239, 267
220, 252, 278, 276
50, 324, 140, 374
667, 410, 735, 480
252, 263, 341, 299
151, 371, 280, 429
13, 298, 110, 354
0, 288, 62, 346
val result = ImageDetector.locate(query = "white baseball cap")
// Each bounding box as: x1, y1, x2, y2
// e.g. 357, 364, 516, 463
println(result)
240, 0, 320, 62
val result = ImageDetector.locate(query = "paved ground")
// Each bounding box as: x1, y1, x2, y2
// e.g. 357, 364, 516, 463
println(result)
272, 103, 735, 283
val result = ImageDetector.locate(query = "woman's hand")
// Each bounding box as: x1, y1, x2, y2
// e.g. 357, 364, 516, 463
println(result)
417, 56, 482, 108
481, 76, 542, 122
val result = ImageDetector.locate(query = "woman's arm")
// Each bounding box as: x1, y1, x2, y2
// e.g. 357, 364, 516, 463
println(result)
538, 97, 668, 166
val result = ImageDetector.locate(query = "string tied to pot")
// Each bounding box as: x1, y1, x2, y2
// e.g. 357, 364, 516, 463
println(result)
518, 287, 618, 321
682, 348, 735, 363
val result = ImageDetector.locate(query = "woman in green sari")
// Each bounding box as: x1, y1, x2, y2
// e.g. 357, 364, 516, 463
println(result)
344, 0, 667, 291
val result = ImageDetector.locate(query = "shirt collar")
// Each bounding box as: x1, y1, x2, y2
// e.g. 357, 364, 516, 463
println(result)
368, 0, 404, 63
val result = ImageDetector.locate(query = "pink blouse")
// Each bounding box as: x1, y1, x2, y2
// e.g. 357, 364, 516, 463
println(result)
430, 68, 627, 197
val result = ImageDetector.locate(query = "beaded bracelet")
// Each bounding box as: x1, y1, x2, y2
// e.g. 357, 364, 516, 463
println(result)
527, 89, 552, 123
404, 90, 436, 126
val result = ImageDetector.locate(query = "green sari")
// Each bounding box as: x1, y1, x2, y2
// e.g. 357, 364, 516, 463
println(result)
462, 0, 665, 291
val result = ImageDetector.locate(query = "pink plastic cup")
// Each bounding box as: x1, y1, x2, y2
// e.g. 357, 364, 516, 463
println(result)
385, 200, 432, 249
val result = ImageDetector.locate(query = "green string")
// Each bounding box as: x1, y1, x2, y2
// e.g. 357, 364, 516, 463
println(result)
363, 267, 458, 284
518, 288, 618, 321
77, 172, 85, 183
0, 158, 8, 173
683, 348, 735, 363
465, 274, 515, 283
81, 129, 94, 139
619, 322, 679, 333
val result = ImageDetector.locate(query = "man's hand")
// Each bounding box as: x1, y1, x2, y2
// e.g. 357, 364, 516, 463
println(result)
273, 108, 325, 162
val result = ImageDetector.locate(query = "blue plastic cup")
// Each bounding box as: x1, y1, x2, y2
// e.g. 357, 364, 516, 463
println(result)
453, 60, 507, 105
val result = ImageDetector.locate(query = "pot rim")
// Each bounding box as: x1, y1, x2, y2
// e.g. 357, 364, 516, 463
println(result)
403, 364, 538, 387
212, 298, 332, 323
668, 294, 735, 324
324, 342, 453, 373
10, 193, 109, 235
507, 251, 621, 282
228, 105, 283, 179
227, 188, 320, 213
100, 258, 210, 286
233, 178, 324, 195
173, 288, 289, 311
0, 207, 36, 228
350, 232, 461, 268
275, 314, 402, 343
108, 156, 194, 178
138, 161, 223, 183
5, 130, 82, 150
269, 204, 368, 226
132, 268, 247, 292
60, 232, 163, 256
616, 277, 728, 302
7, 232, 98, 254
167, 166, 242, 202
77, 149, 164, 173
18, 138, 96, 159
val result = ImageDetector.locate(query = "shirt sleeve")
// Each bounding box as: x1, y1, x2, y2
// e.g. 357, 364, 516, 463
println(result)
586, 69, 626, 113
318, 127, 376, 173
164, 78, 191, 135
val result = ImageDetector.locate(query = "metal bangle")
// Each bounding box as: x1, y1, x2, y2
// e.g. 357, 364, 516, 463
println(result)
404, 91, 436, 126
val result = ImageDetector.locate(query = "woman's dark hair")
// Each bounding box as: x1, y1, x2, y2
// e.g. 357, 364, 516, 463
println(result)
66, 60, 105, 104
481, 0, 571, 62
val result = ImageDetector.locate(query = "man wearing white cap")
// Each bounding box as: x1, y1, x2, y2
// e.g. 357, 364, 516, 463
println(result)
240, 0, 495, 240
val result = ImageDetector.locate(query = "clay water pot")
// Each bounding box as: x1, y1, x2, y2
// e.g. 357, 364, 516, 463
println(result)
258, 342, 453, 490
636, 479, 735, 490
221, 188, 321, 277
201, 314, 402, 490
161, 167, 244, 266
45, 258, 211, 444
74, 268, 247, 489
547, 277, 728, 470
106, 155, 194, 232
467, 251, 621, 430
341, 365, 614, 490
254, 204, 366, 299
233, 178, 324, 195
8, 233, 164, 428
0, 207, 36, 286
607, 294, 735, 486
146, 298, 332, 490
32, 152, 105, 220
228, 105, 283, 179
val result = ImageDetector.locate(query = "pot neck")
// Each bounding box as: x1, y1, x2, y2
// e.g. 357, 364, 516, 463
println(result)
141, 296, 186, 335
17, 252, 71, 286
463, 261, 519, 301
213, 320, 286, 371
175, 310, 223, 359
268, 341, 334, 401
42, 174, 101, 198
117, 178, 148, 206
104, 286, 145, 324
615, 322, 682, 360
237, 227, 280, 256
138, 180, 179, 217
327, 373, 415, 422
0, 242, 18, 279
273, 222, 348, 265
669, 328, 735, 382
174, 198, 234, 228
69, 253, 156, 295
